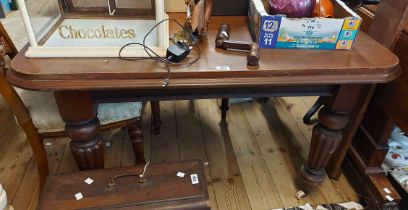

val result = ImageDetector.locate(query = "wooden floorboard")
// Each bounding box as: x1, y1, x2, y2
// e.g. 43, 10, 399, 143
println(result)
241, 101, 312, 208
174, 100, 218, 209
150, 101, 178, 163
227, 102, 285, 209
196, 100, 252, 210
57, 138, 79, 173
0, 107, 18, 161
0, 98, 360, 209
104, 129, 125, 168
0, 130, 32, 204
10, 157, 39, 210
266, 99, 331, 205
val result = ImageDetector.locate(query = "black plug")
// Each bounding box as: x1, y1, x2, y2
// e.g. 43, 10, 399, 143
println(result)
166, 42, 191, 63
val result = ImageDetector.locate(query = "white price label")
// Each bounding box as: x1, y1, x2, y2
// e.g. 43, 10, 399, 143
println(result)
177, 172, 185, 178
190, 174, 199, 185
216, 66, 231, 71
75, 192, 83, 200
84, 177, 94, 185
385, 195, 394, 202
383, 188, 391, 194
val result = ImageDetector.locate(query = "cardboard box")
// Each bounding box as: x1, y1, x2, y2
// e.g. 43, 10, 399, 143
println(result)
0, 0, 10, 18
248, 0, 362, 50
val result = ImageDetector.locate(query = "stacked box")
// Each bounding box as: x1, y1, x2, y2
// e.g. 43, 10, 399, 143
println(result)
248, 0, 362, 50
1, 0, 10, 13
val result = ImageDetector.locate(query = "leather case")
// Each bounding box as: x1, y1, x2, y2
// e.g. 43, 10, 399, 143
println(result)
38, 160, 210, 210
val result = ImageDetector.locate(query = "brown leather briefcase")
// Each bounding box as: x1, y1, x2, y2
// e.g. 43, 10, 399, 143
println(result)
38, 160, 210, 210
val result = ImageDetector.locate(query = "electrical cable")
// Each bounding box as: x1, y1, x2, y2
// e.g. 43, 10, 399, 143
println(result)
118, 19, 201, 87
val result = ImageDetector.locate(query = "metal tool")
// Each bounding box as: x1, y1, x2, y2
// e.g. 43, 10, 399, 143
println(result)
215, 24, 260, 66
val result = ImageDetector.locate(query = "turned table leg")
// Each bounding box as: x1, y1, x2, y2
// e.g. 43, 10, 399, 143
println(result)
300, 107, 349, 185
300, 85, 369, 188
55, 91, 104, 170
128, 118, 146, 164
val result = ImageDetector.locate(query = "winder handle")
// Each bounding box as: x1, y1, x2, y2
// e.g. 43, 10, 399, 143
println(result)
215, 24, 231, 48
247, 43, 260, 66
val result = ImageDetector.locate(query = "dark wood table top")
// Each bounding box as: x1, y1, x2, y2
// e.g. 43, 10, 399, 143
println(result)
8, 15, 401, 91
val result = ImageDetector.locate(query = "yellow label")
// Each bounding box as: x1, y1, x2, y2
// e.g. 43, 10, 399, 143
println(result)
336, 40, 353, 49
342, 18, 361, 31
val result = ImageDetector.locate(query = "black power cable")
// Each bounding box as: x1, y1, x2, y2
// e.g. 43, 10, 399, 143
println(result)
118, 19, 201, 87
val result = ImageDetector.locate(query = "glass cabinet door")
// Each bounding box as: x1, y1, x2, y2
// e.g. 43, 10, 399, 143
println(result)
63, 0, 155, 16
115, 0, 155, 16
63, 0, 110, 13
19, 0, 168, 58
116, 0, 153, 9
71, 0, 108, 7
25, 0, 61, 40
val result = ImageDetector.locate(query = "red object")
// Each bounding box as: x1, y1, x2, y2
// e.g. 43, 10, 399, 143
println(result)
313, 0, 335, 18
269, 0, 315, 18
392, 153, 401, 159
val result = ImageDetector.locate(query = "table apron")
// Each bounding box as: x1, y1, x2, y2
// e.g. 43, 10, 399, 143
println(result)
91, 85, 337, 103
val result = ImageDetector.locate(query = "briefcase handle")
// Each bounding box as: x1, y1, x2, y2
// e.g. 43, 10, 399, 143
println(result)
107, 162, 150, 188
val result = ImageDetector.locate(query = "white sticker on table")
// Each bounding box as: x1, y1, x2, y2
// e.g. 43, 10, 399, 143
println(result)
216, 66, 231, 71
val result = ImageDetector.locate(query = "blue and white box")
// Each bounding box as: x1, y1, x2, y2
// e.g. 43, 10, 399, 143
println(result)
248, 0, 362, 50
0, 0, 10, 14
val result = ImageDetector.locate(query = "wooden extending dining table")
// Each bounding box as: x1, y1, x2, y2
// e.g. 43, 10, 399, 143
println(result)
8, 15, 401, 190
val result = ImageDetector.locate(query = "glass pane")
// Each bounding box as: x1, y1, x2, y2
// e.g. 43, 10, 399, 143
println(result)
72, 0, 108, 7
25, 0, 61, 41
116, 0, 152, 9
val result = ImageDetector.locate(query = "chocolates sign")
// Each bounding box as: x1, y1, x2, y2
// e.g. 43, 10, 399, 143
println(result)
43, 19, 158, 47
57, 24, 136, 39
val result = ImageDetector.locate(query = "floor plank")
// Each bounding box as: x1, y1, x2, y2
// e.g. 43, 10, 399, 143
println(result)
0, 109, 18, 160
10, 157, 39, 210
104, 129, 125, 168
11, 137, 71, 210
45, 138, 69, 173
240, 101, 316, 208
0, 130, 32, 202
174, 100, 218, 209
196, 100, 252, 210
227, 103, 285, 209
121, 130, 137, 167
302, 96, 319, 108
27, 184, 40, 210
150, 101, 179, 163
175, 100, 200, 161
57, 138, 79, 173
